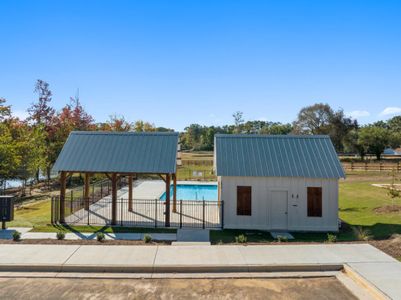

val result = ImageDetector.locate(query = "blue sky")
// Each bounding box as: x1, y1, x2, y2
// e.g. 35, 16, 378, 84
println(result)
1, 0, 401, 130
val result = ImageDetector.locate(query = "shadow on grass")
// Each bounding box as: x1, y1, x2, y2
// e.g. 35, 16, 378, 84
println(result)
210, 222, 401, 244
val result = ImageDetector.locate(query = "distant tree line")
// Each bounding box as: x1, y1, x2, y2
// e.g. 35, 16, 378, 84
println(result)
1, 80, 401, 193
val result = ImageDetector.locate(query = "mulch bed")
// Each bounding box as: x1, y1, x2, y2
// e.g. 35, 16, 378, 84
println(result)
369, 235, 401, 259
0, 239, 171, 246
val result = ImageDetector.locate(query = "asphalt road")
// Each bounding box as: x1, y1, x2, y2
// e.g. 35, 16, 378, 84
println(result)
0, 277, 357, 300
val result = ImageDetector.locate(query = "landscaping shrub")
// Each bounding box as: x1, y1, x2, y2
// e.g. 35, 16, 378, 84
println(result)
326, 233, 337, 243
12, 231, 21, 242
276, 235, 288, 243
352, 226, 372, 241
143, 234, 152, 243
56, 231, 66, 240
96, 232, 105, 242
235, 234, 247, 244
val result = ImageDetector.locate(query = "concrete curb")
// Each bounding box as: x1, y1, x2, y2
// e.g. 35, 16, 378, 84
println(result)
343, 264, 390, 300
0, 263, 343, 274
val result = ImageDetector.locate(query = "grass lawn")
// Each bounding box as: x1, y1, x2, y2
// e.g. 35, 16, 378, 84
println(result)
7, 170, 401, 241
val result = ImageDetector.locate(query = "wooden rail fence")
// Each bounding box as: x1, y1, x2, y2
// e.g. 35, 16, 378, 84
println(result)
342, 162, 401, 172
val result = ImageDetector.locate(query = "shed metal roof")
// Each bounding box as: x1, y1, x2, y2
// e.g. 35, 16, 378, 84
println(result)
52, 131, 179, 174
215, 134, 345, 179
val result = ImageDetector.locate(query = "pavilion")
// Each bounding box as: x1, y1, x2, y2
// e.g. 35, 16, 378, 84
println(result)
52, 131, 179, 226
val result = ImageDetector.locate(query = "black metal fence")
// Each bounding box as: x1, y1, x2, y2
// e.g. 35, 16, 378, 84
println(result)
51, 196, 223, 229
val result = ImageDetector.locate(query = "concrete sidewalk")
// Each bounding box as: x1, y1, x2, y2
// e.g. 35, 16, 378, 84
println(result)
0, 244, 400, 299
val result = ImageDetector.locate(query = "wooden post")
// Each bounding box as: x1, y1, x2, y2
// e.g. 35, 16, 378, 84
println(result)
128, 175, 133, 212
84, 173, 90, 210
111, 173, 117, 225
59, 171, 66, 223
172, 173, 177, 213
165, 173, 171, 227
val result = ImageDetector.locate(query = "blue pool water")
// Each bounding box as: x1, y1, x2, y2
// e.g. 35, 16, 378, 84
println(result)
160, 184, 218, 201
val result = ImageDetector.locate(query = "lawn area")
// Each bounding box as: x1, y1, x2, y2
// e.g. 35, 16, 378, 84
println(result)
7, 170, 401, 241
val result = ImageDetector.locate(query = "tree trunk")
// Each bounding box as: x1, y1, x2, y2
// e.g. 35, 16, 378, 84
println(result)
376, 152, 381, 160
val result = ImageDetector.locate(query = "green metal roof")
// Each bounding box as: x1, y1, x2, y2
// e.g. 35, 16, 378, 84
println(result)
52, 131, 179, 174
215, 134, 345, 179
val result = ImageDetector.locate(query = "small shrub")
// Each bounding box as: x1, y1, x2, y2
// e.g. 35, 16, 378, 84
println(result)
235, 234, 247, 244
352, 226, 372, 241
326, 233, 337, 243
143, 234, 152, 243
96, 232, 105, 242
276, 235, 288, 243
12, 231, 21, 242
56, 231, 66, 240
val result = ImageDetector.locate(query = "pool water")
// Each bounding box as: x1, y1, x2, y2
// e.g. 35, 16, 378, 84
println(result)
159, 184, 218, 201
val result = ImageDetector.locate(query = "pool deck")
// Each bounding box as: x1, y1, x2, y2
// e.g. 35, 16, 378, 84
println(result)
64, 180, 221, 228
0, 244, 399, 299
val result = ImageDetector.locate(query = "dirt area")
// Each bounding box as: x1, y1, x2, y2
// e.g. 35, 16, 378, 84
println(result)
369, 235, 401, 260
373, 204, 401, 214
0, 239, 171, 245
0, 277, 357, 300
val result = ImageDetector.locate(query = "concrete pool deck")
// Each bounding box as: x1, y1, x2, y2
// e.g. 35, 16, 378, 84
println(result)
64, 180, 221, 228
0, 244, 400, 299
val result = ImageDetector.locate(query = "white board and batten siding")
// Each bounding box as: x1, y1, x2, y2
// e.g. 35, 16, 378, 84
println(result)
220, 176, 339, 232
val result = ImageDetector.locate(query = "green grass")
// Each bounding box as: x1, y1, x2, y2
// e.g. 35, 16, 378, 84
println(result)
8, 171, 401, 242
339, 172, 401, 239
9, 199, 51, 227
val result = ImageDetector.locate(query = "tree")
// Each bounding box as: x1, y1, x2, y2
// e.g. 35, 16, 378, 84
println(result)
343, 129, 366, 159
358, 126, 390, 160
0, 123, 19, 189
28, 80, 55, 126
27, 80, 56, 181
293, 103, 333, 134
99, 115, 132, 131
0, 98, 11, 121
232, 111, 244, 133
388, 116, 401, 132
134, 120, 156, 132
293, 103, 356, 151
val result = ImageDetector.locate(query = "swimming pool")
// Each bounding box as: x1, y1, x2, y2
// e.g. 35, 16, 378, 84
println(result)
159, 184, 218, 201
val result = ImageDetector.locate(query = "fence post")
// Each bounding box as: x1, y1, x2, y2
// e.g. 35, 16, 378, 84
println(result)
202, 199, 205, 229
100, 183, 103, 199
155, 198, 158, 228
70, 190, 73, 214
92, 182, 95, 203
87, 201, 90, 225
50, 196, 54, 224
221, 201, 224, 229
180, 200, 183, 228
120, 198, 123, 226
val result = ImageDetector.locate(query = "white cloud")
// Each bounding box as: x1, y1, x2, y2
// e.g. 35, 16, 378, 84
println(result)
13, 110, 29, 120
379, 107, 401, 116
348, 110, 370, 118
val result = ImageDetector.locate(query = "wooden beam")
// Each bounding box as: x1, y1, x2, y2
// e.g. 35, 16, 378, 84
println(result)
158, 174, 166, 183
59, 171, 66, 223
111, 173, 117, 225
172, 173, 177, 213
128, 175, 133, 212
84, 173, 90, 210
165, 173, 171, 227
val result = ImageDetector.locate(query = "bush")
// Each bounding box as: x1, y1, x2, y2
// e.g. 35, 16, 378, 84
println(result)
352, 226, 372, 241
143, 234, 152, 243
56, 231, 66, 240
12, 231, 21, 242
235, 234, 247, 244
326, 233, 337, 243
96, 232, 105, 242
276, 235, 288, 243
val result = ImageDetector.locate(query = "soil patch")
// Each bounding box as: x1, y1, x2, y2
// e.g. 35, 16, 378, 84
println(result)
373, 205, 401, 214
369, 235, 401, 259
0, 277, 357, 300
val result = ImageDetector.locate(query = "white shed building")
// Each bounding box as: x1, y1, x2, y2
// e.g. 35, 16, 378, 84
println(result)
214, 135, 345, 232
